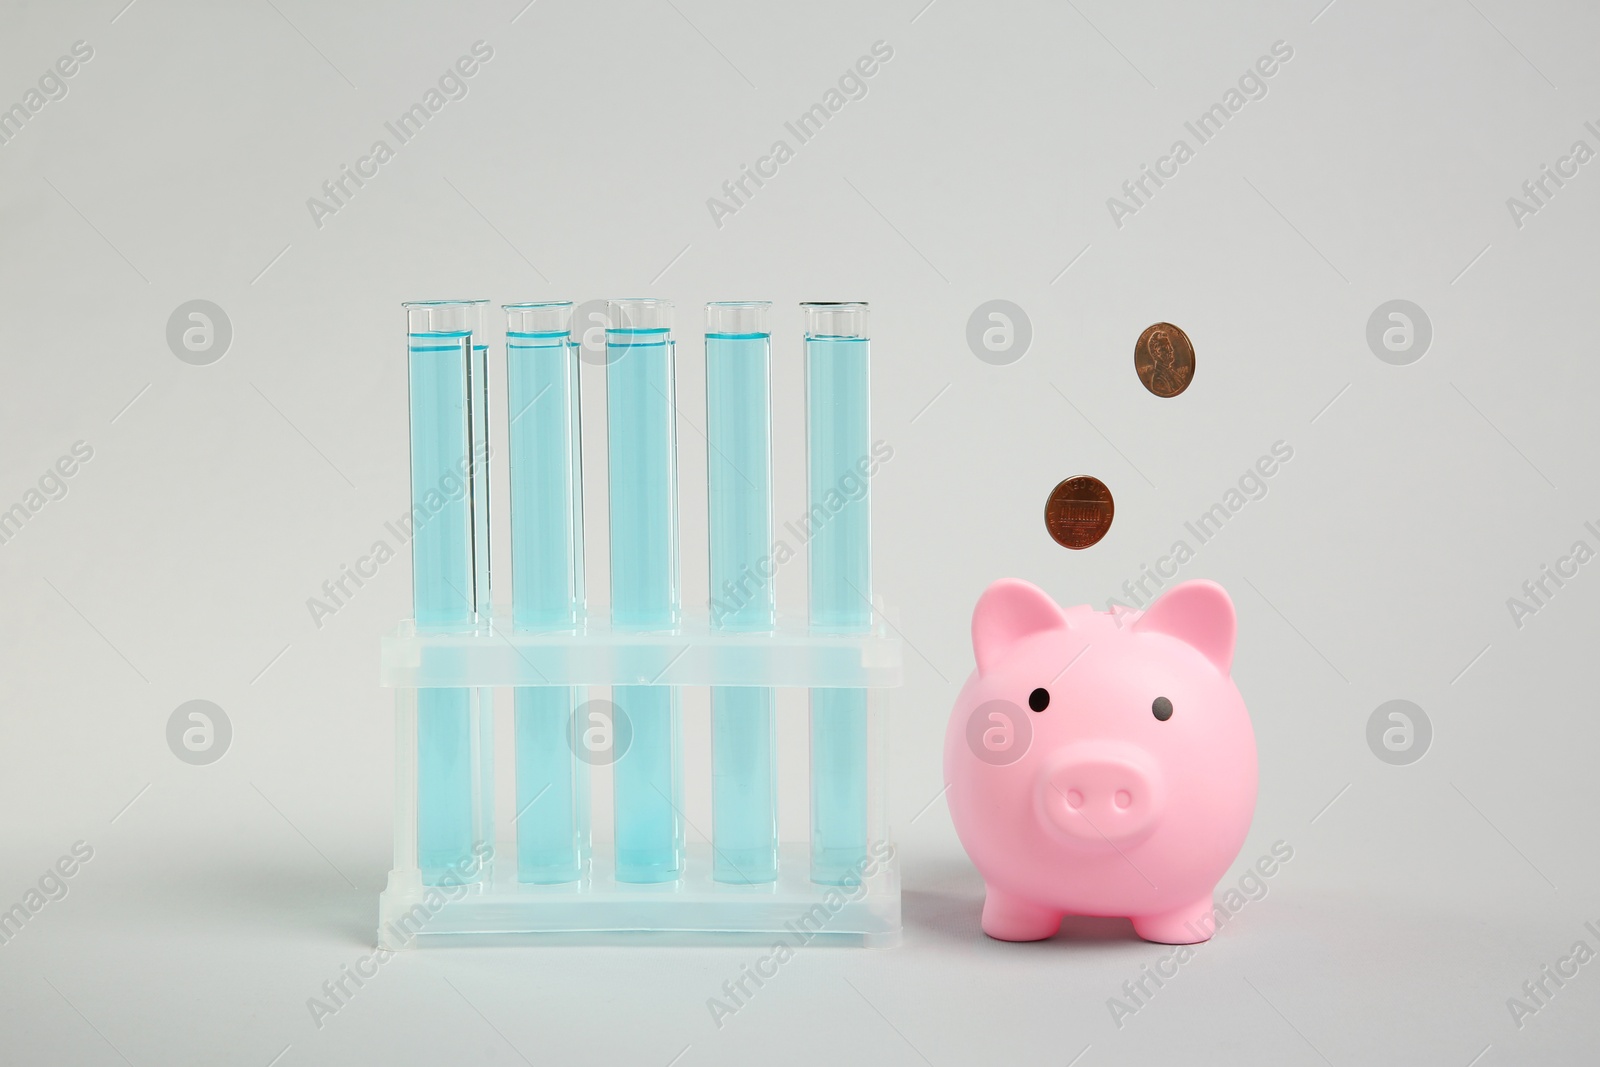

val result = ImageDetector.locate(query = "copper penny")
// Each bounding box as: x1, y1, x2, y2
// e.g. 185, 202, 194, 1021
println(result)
1134, 322, 1195, 398
1045, 476, 1114, 550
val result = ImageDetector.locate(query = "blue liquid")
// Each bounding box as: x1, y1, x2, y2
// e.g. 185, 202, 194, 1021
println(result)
606, 328, 683, 882
606, 330, 680, 630
806, 334, 872, 884
515, 686, 587, 883
611, 685, 683, 882
706, 331, 778, 884
507, 331, 587, 882
416, 688, 473, 882
711, 687, 777, 882
805, 336, 871, 631
408, 333, 476, 629
509, 333, 584, 631
469, 343, 492, 618
810, 688, 868, 882
409, 331, 488, 885
707, 333, 776, 633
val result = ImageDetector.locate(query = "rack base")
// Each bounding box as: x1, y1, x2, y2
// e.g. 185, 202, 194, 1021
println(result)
378, 842, 901, 948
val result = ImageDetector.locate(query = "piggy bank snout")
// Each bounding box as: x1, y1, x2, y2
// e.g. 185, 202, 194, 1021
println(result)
1037, 744, 1163, 844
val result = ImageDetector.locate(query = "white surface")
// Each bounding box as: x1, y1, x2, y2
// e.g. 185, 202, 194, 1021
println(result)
2, 0, 1598, 1063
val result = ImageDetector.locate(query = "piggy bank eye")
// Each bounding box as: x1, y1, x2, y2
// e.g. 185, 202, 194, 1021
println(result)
1028, 688, 1050, 712
1152, 696, 1173, 721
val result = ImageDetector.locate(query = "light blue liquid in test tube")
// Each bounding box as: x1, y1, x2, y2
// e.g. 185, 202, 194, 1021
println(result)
405, 300, 491, 887
706, 302, 778, 884
804, 302, 872, 885
606, 298, 684, 883
505, 302, 588, 884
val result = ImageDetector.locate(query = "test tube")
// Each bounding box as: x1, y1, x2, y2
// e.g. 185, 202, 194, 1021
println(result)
706, 302, 778, 884
605, 298, 684, 883
404, 299, 492, 887
505, 302, 588, 883
804, 302, 872, 885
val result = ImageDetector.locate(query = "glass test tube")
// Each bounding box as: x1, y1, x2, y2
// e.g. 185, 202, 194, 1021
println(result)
405, 299, 491, 887
804, 302, 872, 885
706, 302, 779, 884
605, 298, 684, 883
505, 302, 589, 883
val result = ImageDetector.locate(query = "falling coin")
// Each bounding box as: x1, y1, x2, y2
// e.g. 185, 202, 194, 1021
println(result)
1134, 322, 1195, 398
1045, 476, 1114, 549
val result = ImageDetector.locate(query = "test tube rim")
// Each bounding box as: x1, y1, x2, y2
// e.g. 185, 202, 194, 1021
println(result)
605, 297, 674, 335
800, 301, 869, 339
505, 301, 575, 341
706, 301, 772, 337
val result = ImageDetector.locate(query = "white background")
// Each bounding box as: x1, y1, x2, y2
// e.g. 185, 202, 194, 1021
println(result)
1, 0, 1597, 1063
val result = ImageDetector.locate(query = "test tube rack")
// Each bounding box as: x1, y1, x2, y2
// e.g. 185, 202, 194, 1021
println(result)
378, 302, 902, 948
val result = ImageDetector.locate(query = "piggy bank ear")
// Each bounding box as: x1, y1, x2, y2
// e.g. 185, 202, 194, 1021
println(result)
972, 579, 1070, 677
1133, 579, 1236, 674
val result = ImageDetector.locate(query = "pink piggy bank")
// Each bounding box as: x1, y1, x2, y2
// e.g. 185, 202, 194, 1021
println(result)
944, 578, 1257, 944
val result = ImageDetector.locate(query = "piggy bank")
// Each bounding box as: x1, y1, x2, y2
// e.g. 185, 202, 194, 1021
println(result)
943, 578, 1256, 944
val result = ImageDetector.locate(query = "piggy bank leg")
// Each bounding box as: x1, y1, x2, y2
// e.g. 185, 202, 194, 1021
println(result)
1131, 897, 1216, 945
981, 888, 1062, 942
